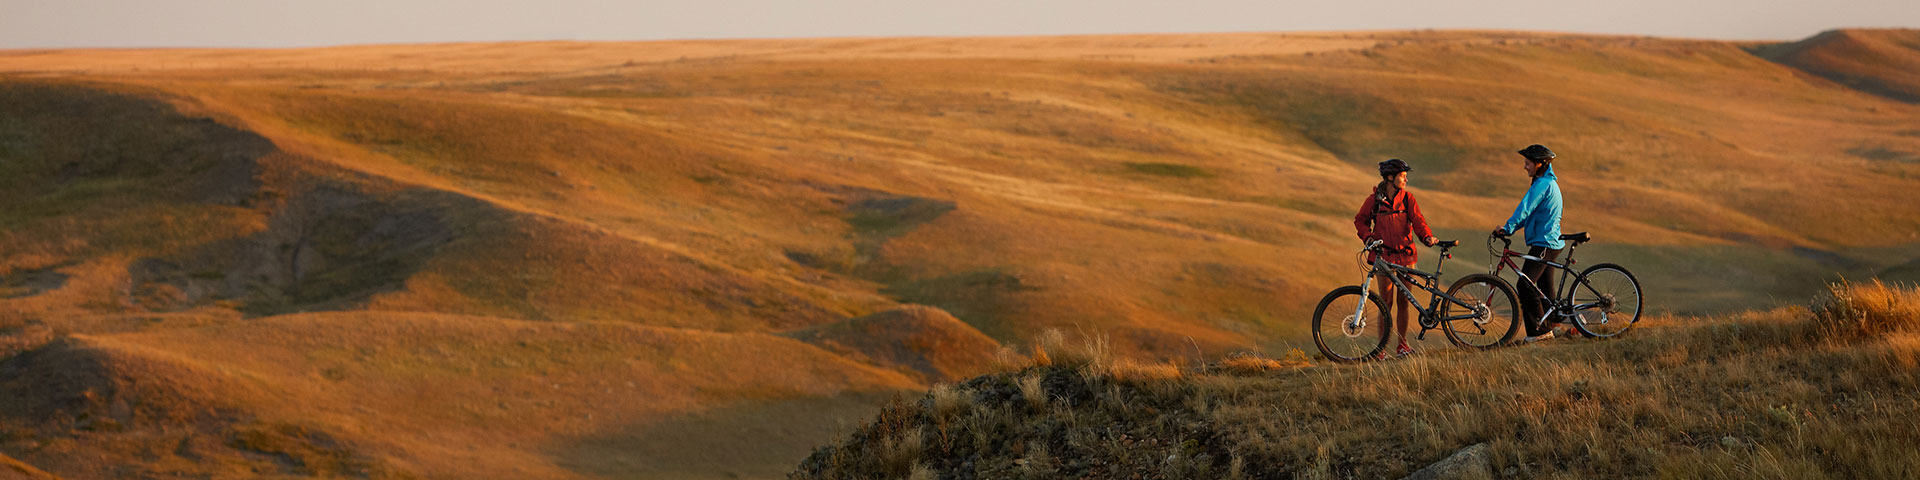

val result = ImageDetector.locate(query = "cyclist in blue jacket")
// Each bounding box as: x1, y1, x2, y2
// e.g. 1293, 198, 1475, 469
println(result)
1493, 144, 1565, 342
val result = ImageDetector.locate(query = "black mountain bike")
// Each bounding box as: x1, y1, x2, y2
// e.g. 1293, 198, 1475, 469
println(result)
1312, 239, 1521, 363
1490, 231, 1643, 338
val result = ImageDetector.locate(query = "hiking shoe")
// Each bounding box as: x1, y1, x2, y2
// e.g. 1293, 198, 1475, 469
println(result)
1395, 343, 1417, 357
1523, 331, 1556, 343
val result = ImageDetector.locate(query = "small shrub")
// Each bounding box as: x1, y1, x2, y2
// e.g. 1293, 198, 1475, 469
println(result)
1810, 279, 1920, 341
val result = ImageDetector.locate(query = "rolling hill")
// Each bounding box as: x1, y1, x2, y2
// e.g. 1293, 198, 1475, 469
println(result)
0, 28, 1917, 478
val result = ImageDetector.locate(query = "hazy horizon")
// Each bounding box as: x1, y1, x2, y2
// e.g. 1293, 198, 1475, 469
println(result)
3, 0, 1917, 49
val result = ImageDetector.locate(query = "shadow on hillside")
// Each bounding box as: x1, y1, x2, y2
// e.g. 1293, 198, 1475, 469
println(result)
0, 81, 270, 208
128, 184, 481, 316
0, 263, 72, 299
785, 186, 956, 276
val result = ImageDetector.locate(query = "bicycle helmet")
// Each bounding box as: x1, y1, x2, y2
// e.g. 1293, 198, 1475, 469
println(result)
1518, 144, 1555, 162
1378, 158, 1412, 175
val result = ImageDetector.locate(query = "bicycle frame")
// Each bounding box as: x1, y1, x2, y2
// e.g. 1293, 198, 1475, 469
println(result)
1351, 248, 1485, 339
1489, 238, 1610, 324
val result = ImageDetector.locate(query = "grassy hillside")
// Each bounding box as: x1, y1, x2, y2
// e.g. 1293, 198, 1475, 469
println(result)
1, 312, 917, 479
1, 28, 1918, 478
796, 280, 1920, 479
1754, 29, 1920, 103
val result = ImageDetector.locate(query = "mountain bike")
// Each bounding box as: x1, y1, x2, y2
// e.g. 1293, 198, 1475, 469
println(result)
1489, 231, 1643, 339
1312, 239, 1521, 363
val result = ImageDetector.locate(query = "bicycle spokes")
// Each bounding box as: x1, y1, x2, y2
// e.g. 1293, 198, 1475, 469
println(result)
1569, 265, 1641, 338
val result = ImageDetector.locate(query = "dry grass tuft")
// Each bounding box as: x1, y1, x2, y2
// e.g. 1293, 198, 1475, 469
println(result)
993, 345, 1034, 371
1219, 353, 1284, 373
907, 463, 937, 480
878, 427, 927, 478
1016, 374, 1048, 411
1028, 343, 1052, 367
1811, 279, 1920, 341
1217, 348, 1313, 374
927, 384, 972, 419
1035, 328, 1112, 370
1095, 359, 1184, 384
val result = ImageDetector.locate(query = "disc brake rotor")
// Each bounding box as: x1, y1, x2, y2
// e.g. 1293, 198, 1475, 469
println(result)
1341, 314, 1365, 338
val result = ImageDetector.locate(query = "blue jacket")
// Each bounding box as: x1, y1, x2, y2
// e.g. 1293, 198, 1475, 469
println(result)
1502, 166, 1564, 249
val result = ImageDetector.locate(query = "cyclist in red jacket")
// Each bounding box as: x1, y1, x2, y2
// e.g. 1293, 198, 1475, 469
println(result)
1354, 158, 1438, 359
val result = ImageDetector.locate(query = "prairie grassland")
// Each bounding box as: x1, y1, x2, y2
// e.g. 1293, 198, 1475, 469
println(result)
798, 280, 1920, 479
1, 29, 1919, 478
8, 30, 1920, 356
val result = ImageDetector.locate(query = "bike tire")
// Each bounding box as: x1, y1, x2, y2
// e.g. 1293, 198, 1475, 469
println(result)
1441, 273, 1521, 349
1311, 286, 1391, 363
1569, 263, 1642, 338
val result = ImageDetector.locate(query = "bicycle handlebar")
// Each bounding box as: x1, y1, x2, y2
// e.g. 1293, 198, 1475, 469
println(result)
1491, 231, 1513, 249
1363, 238, 1456, 251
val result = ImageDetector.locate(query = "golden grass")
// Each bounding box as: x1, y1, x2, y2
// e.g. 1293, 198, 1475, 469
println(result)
1811, 278, 1920, 340
800, 293, 1920, 479
8, 29, 1920, 358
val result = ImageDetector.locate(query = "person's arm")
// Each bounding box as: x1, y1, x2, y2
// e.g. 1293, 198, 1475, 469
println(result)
1407, 192, 1435, 246
1354, 195, 1377, 241
1501, 178, 1548, 234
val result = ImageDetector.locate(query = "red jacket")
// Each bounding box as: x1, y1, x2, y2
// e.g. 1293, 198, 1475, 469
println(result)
1353, 185, 1433, 265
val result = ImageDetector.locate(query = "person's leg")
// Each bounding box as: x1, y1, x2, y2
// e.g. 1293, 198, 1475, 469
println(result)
1518, 247, 1550, 336
1387, 258, 1414, 352
1396, 288, 1412, 348
1533, 247, 1565, 330
1374, 274, 1405, 357
1374, 274, 1397, 343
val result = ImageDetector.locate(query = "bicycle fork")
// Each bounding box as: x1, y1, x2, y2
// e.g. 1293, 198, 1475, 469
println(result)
1348, 269, 1373, 335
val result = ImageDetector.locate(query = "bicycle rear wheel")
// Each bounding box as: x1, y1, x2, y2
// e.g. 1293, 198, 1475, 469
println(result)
1569, 263, 1642, 338
1312, 286, 1390, 363
1441, 273, 1521, 349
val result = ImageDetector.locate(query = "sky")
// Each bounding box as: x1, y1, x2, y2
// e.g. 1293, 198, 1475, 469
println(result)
3, 0, 1917, 49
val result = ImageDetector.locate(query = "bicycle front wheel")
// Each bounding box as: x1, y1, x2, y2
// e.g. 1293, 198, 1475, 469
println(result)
1312, 286, 1390, 363
1441, 273, 1521, 349
1569, 263, 1642, 338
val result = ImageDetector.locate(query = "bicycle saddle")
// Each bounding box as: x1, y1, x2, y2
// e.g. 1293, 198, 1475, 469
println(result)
1560, 232, 1591, 244
1435, 240, 1459, 248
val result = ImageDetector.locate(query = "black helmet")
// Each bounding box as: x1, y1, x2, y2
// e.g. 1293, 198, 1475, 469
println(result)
1378, 158, 1412, 175
1518, 144, 1556, 162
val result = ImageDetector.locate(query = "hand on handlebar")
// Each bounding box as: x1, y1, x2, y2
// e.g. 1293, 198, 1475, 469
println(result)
1363, 238, 1384, 250
1491, 228, 1509, 238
